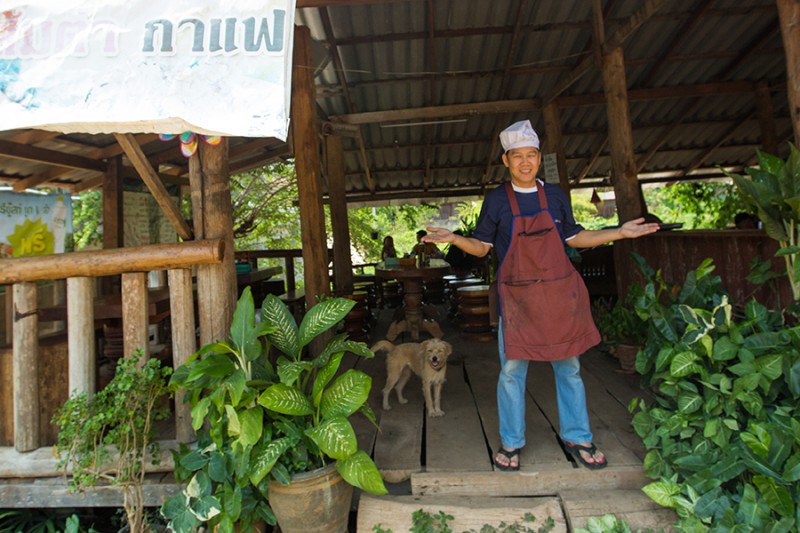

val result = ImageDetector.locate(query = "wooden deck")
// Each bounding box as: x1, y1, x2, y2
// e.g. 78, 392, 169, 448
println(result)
351, 303, 677, 532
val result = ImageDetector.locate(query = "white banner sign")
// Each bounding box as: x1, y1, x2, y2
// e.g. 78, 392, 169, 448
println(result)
0, 0, 296, 138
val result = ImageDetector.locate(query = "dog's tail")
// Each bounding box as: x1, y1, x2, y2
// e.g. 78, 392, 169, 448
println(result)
370, 340, 395, 354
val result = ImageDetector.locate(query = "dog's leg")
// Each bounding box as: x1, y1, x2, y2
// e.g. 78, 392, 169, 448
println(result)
395, 366, 412, 404
432, 381, 444, 416
382, 363, 401, 410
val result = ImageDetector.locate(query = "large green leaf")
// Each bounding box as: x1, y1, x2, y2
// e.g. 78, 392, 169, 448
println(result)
162, 494, 202, 533
187, 353, 236, 381
314, 334, 374, 368
319, 370, 371, 419
235, 407, 264, 448
670, 352, 702, 378
713, 335, 739, 361
313, 352, 344, 407
305, 416, 357, 460
230, 287, 256, 356
757, 148, 786, 177
249, 437, 292, 485
642, 481, 681, 508
677, 391, 702, 414
261, 294, 299, 359
337, 450, 387, 495
298, 298, 355, 351
277, 359, 312, 387
224, 368, 247, 408
258, 383, 313, 416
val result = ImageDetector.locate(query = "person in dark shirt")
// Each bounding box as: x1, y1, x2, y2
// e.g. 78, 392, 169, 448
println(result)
444, 230, 475, 276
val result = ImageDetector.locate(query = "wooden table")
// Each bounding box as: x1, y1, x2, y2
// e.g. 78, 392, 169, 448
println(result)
375, 259, 451, 341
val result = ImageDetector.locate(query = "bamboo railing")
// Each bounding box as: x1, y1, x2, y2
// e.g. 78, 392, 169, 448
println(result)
0, 240, 224, 456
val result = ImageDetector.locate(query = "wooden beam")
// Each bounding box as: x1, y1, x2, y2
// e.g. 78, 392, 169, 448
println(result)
0, 240, 224, 284
778, 0, 800, 143
11, 167, 73, 192
0, 139, 105, 172
333, 82, 754, 126
113, 133, 193, 241
679, 113, 754, 177
13, 282, 40, 452
636, 99, 704, 172
293, 25, 332, 309
575, 138, 608, 185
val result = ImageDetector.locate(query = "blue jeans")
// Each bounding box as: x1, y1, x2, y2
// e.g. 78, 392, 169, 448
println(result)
497, 321, 592, 450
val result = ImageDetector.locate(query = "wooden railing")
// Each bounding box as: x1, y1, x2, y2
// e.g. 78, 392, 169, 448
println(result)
235, 248, 334, 292
0, 240, 224, 458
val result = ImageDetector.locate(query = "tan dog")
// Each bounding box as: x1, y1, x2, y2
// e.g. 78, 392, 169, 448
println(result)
371, 338, 453, 417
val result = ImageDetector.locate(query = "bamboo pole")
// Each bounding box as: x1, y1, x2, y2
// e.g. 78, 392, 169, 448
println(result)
0, 240, 224, 284
13, 282, 39, 452
168, 268, 196, 443
67, 277, 95, 395
122, 273, 149, 360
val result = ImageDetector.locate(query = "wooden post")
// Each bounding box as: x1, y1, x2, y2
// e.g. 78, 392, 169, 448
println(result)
285, 257, 296, 292
189, 139, 236, 346
168, 268, 196, 443
542, 101, 571, 200
4, 288, 11, 345
67, 277, 96, 395
121, 272, 149, 360
102, 156, 123, 295
755, 81, 779, 154
293, 24, 331, 308
601, 46, 646, 222
13, 282, 39, 452
778, 0, 800, 145
326, 134, 354, 295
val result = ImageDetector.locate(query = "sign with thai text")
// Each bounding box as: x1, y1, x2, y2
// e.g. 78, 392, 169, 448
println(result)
0, 0, 295, 138
0, 191, 73, 257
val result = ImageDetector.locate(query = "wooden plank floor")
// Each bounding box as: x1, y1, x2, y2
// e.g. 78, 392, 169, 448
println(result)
355, 302, 676, 531
358, 303, 650, 479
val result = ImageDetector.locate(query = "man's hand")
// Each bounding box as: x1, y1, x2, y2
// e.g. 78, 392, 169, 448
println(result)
619, 218, 660, 239
422, 227, 455, 243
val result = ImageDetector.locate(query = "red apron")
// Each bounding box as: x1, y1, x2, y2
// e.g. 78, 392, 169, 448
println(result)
498, 182, 600, 361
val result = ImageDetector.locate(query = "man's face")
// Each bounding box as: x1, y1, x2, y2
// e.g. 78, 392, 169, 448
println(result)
502, 146, 541, 186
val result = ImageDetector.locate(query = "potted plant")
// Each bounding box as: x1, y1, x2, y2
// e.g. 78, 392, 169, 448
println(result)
53, 350, 172, 533
161, 288, 387, 533
596, 293, 647, 373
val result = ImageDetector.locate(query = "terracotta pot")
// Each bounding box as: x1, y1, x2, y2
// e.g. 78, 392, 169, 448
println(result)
268, 462, 353, 533
615, 343, 641, 374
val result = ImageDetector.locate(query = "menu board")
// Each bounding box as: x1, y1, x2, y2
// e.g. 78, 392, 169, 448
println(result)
123, 191, 178, 247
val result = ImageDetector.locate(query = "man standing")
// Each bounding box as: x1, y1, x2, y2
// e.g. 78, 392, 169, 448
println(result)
423, 120, 658, 470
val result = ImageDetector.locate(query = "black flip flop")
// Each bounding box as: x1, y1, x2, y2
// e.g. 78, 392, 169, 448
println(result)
494, 447, 521, 471
564, 442, 608, 470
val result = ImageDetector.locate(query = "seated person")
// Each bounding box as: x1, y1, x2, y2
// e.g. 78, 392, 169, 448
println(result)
381, 235, 398, 260
445, 230, 475, 276
734, 212, 759, 229
411, 230, 443, 258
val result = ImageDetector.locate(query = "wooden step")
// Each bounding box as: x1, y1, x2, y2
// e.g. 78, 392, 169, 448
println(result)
357, 494, 567, 533
561, 489, 677, 531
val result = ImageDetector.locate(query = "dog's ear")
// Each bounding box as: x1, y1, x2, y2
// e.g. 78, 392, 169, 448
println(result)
443, 341, 453, 356
420, 339, 433, 351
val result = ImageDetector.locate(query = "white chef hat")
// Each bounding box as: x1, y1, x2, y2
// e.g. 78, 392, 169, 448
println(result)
499, 120, 540, 152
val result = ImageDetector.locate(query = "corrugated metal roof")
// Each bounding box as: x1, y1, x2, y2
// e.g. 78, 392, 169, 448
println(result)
0, 0, 791, 204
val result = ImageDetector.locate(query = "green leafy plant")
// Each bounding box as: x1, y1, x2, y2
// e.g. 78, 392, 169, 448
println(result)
725, 145, 800, 301
162, 288, 386, 533
596, 298, 647, 347
52, 352, 172, 533
628, 255, 800, 531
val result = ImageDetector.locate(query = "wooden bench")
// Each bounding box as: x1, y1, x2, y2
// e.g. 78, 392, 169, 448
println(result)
279, 290, 306, 322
